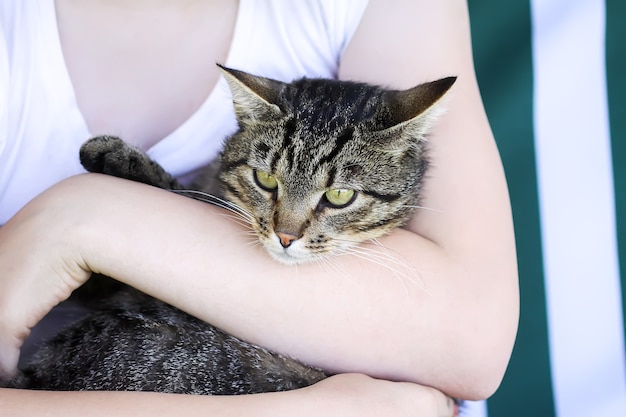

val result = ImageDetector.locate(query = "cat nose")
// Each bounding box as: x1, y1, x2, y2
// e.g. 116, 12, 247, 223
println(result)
276, 232, 298, 248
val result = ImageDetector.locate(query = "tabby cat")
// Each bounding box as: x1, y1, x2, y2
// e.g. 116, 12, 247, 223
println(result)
5, 66, 455, 394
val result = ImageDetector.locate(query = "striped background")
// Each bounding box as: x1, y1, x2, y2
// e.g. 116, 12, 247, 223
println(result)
464, 0, 626, 416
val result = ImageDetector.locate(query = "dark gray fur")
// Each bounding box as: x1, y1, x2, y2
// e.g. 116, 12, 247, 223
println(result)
8, 288, 325, 393
4, 66, 455, 394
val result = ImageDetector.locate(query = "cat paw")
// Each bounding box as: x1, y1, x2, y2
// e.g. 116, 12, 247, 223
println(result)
80, 136, 130, 174
79, 135, 152, 181
79, 136, 181, 189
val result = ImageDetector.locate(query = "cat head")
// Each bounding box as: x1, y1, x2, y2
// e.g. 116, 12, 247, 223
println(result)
218, 65, 455, 265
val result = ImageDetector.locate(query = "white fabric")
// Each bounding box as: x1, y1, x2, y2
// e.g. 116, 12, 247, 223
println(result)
466, 2, 626, 417
462, 399, 488, 417
0, 0, 369, 224
531, 0, 626, 416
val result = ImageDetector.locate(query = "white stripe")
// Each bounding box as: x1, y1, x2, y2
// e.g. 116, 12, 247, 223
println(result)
461, 400, 488, 417
531, 1, 626, 416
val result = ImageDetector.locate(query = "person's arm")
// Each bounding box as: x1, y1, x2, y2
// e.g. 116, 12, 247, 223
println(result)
0, 374, 456, 417
339, 0, 519, 396
0, 0, 517, 401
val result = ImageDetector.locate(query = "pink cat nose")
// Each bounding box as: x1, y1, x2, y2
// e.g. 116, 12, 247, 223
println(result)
276, 232, 298, 248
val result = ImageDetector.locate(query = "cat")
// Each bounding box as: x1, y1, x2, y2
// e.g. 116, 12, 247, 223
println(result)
4, 65, 455, 394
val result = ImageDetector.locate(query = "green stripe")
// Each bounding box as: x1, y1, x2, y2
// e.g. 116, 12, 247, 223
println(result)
605, 0, 626, 351
467, 1, 556, 416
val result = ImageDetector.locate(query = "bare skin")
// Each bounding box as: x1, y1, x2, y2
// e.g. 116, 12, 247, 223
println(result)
0, 0, 518, 415
0, 374, 456, 417
55, 0, 238, 148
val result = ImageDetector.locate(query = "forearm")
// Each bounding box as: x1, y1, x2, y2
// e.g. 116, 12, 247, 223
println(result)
0, 375, 453, 417
338, 0, 519, 398
1, 388, 238, 417
0, 388, 324, 417
0, 0, 518, 399
3, 173, 513, 399
0, 0, 516, 406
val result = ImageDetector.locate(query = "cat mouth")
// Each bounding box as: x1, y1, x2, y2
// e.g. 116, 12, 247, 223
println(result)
262, 238, 313, 265
266, 247, 307, 265
270, 252, 299, 265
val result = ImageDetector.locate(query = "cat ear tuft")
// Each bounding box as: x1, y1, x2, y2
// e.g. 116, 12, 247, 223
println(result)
379, 76, 457, 141
217, 64, 285, 125
389, 77, 456, 123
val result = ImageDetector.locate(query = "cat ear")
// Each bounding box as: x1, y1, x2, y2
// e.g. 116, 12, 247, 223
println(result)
218, 64, 285, 125
376, 76, 457, 144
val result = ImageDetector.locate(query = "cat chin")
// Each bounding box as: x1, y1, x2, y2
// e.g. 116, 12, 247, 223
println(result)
268, 252, 305, 265
262, 239, 315, 266
265, 247, 310, 266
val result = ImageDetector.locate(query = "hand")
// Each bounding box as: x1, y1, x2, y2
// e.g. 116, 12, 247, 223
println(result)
307, 374, 457, 417
0, 374, 457, 417
0, 180, 93, 380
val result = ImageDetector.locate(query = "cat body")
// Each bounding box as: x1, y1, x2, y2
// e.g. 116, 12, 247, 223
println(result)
9, 289, 325, 394
5, 66, 455, 394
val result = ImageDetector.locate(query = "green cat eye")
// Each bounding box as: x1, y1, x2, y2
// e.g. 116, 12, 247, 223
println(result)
254, 170, 278, 191
325, 189, 356, 208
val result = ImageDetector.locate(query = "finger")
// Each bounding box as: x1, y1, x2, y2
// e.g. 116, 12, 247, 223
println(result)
433, 390, 458, 417
0, 334, 20, 382
450, 398, 460, 417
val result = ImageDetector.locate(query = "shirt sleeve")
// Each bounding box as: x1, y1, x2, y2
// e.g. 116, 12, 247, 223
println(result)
318, 0, 369, 61
0, 6, 9, 162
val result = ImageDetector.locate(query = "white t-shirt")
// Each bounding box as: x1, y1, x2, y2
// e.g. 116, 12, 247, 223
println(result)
0, 0, 369, 224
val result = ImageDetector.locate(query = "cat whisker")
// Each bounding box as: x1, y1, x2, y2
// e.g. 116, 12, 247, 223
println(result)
241, 230, 261, 240
331, 238, 408, 268
333, 241, 426, 292
313, 250, 346, 276
366, 239, 422, 270
333, 245, 397, 274
242, 237, 262, 249
171, 191, 259, 232
335, 246, 397, 269
217, 212, 254, 228
355, 241, 415, 269
244, 240, 260, 248
170, 189, 253, 214
319, 254, 350, 278
400, 204, 443, 213
209, 206, 254, 227
170, 189, 255, 223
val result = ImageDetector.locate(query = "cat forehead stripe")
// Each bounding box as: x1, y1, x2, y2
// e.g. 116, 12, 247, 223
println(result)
318, 127, 354, 167
222, 158, 248, 173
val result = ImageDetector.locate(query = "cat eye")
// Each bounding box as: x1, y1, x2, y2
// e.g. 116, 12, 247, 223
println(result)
324, 189, 356, 208
254, 170, 278, 192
